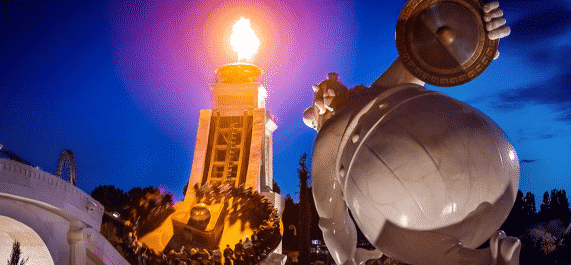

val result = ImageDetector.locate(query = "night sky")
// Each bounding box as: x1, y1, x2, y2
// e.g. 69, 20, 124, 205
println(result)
2, 0, 571, 203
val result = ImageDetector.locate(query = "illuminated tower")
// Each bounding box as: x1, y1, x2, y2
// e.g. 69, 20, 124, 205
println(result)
185, 63, 277, 200
140, 18, 285, 259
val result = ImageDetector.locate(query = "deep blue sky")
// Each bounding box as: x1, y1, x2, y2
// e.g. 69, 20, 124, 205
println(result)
2, 0, 571, 203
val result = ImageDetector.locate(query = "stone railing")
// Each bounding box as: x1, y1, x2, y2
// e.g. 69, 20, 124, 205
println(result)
0, 158, 103, 230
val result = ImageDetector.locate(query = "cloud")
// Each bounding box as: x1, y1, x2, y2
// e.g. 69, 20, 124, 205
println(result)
495, 72, 571, 121
516, 131, 559, 143
500, 0, 571, 46
528, 45, 571, 69
538, 134, 556, 140
507, 9, 571, 45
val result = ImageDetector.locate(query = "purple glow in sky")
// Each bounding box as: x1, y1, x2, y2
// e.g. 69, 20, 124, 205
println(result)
2, 0, 571, 203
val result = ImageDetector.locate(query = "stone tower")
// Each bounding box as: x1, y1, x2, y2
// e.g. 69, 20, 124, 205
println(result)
185, 63, 277, 200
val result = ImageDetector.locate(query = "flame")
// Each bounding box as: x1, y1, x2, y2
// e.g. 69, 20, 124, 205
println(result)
230, 17, 260, 61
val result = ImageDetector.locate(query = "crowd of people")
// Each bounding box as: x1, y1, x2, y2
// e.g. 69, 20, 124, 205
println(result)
221, 219, 281, 265
107, 183, 282, 265
113, 234, 225, 265
110, 218, 280, 265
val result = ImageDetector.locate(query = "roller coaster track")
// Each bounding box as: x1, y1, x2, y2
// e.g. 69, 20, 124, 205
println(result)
56, 150, 77, 186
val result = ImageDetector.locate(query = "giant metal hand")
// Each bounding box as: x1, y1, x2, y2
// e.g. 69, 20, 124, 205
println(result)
484, 1, 511, 59
304, 1, 520, 265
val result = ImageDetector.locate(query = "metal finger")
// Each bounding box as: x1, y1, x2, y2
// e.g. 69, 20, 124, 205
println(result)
493, 50, 500, 60
490, 230, 506, 261
315, 100, 326, 114
499, 237, 521, 262
483, 1, 500, 13
486, 18, 507, 31
488, 25, 511, 40
484, 9, 503, 22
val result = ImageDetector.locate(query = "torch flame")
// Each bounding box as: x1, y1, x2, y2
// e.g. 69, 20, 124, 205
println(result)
230, 17, 260, 61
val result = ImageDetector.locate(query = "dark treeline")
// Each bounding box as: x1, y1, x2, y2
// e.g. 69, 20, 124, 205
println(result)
499, 189, 571, 264
91, 185, 174, 222
91, 185, 175, 244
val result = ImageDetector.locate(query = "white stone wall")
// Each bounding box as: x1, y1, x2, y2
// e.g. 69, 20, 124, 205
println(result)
0, 195, 71, 264
0, 159, 103, 230
0, 158, 129, 265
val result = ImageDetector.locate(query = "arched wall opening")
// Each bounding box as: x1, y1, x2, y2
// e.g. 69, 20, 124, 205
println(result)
0, 215, 55, 265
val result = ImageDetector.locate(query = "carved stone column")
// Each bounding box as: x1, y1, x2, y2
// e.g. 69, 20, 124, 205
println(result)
68, 222, 86, 265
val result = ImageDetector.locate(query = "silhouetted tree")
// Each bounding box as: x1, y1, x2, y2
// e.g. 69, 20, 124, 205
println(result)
537, 189, 571, 224
515, 189, 571, 265
282, 194, 299, 251
183, 181, 189, 199
553, 230, 571, 264
501, 190, 525, 237
523, 191, 537, 217
8, 240, 28, 265
91, 185, 128, 217
549, 189, 570, 222
298, 154, 311, 265
100, 221, 119, 242
127, 186, 176, 237
514, 189, 524, 212
540, 191, 551, 218
126, 186, 156, 206
163, 193, 174, 207
272, 180, 281, 194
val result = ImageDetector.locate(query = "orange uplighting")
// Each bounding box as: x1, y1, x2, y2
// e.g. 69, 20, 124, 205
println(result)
229, 17, 260, 62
